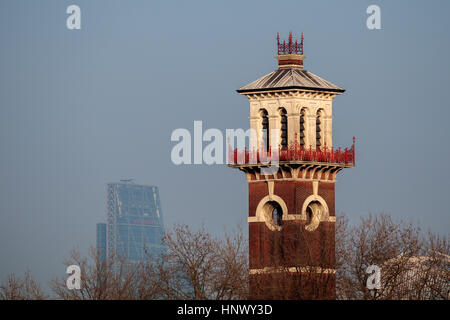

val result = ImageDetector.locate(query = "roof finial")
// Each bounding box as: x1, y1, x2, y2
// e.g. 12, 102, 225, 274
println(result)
277, 32, 280, 55
288, 31, 293, 53
277, 32, 303, 55
301, 32, 304, 54
276, 32, 306, 69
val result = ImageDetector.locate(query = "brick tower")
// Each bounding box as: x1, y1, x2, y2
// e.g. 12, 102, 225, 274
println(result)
228, 32, 355, 299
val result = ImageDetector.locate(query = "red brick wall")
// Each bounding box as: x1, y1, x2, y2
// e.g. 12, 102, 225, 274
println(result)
248, 182, 267, 217
248, 180, 335, 217
318, 182, 335, 216
248, 179, 336, 299
249, 221, 335, 269
250, 272, 336, 300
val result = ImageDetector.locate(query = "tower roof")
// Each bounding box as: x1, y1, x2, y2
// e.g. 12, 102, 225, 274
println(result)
237, 68, 345, 94
237, 32, 345, 94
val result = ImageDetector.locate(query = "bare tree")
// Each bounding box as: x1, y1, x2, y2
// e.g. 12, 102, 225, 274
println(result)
154, 223, 248, 299
336, 213, 449, 300
0, 271, 47, 300
3, 214, 447, 300
211, 226, 248, 299
50, 247, 161, 300
248, 212, 448, 300
49, 224, 248, 300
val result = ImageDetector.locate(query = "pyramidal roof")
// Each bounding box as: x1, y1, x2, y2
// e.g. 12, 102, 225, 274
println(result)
237, 68, 345, 94
237, 32, 345, 94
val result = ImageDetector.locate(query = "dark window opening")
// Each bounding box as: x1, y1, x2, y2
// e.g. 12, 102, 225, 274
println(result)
260, 109, 269, 151
300, 109, 306, 147
306, 206, 313, 225
316, 111, 322, 149
280, 108, 287, 149
272, 203, 283, 227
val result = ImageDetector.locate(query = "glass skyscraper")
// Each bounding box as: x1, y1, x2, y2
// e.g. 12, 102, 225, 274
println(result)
96, 222, 107, 262
96, 180, 165, 264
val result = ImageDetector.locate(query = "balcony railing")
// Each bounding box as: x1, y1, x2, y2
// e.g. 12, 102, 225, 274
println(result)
228, 137, 355, 166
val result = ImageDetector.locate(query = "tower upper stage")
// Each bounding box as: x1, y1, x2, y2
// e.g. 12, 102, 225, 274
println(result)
229, 32, 355, 173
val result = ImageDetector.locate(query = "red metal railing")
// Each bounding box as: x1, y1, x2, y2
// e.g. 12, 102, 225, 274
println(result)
228, 137, 355, 166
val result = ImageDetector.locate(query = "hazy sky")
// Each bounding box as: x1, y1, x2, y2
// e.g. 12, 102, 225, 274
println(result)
0, 0, 449, 289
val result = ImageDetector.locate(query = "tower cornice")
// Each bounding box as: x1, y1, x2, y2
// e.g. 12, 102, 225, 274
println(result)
242, 90, 339, 101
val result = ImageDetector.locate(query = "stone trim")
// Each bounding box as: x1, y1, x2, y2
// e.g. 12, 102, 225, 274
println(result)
254, 194, 288, 231
232, 164, 348, 183
248, 215, 336, 223
249, 266, 336, 275
243, 90, 339, 100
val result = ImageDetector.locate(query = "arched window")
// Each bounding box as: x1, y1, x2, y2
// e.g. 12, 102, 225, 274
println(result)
305, 200, 324, 232
260, 109, 269, 151
316, 110, 322, 149
271, 202, 283, 227
260, 199, 285, 231
306, 206, 312, 223
279, 108, 287, 149
299, 108, 306, 147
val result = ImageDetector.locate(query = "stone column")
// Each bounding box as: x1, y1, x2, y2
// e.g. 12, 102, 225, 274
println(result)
287, 113, 300, 146
249, 116, 260, 151
324, 116, 333, 148
268, 115, 280, 150
307, 115, 316, 149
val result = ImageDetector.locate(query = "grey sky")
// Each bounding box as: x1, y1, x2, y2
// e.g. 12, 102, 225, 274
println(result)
0, 0, 449, 289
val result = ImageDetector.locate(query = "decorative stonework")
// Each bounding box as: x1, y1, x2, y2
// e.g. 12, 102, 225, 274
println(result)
252, 192, 288, 231
248, 180, 335, 230
302, 180, 331, 231
239, 164, 346, 183
249, 266, 336, 275
246, 90, 336, 151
